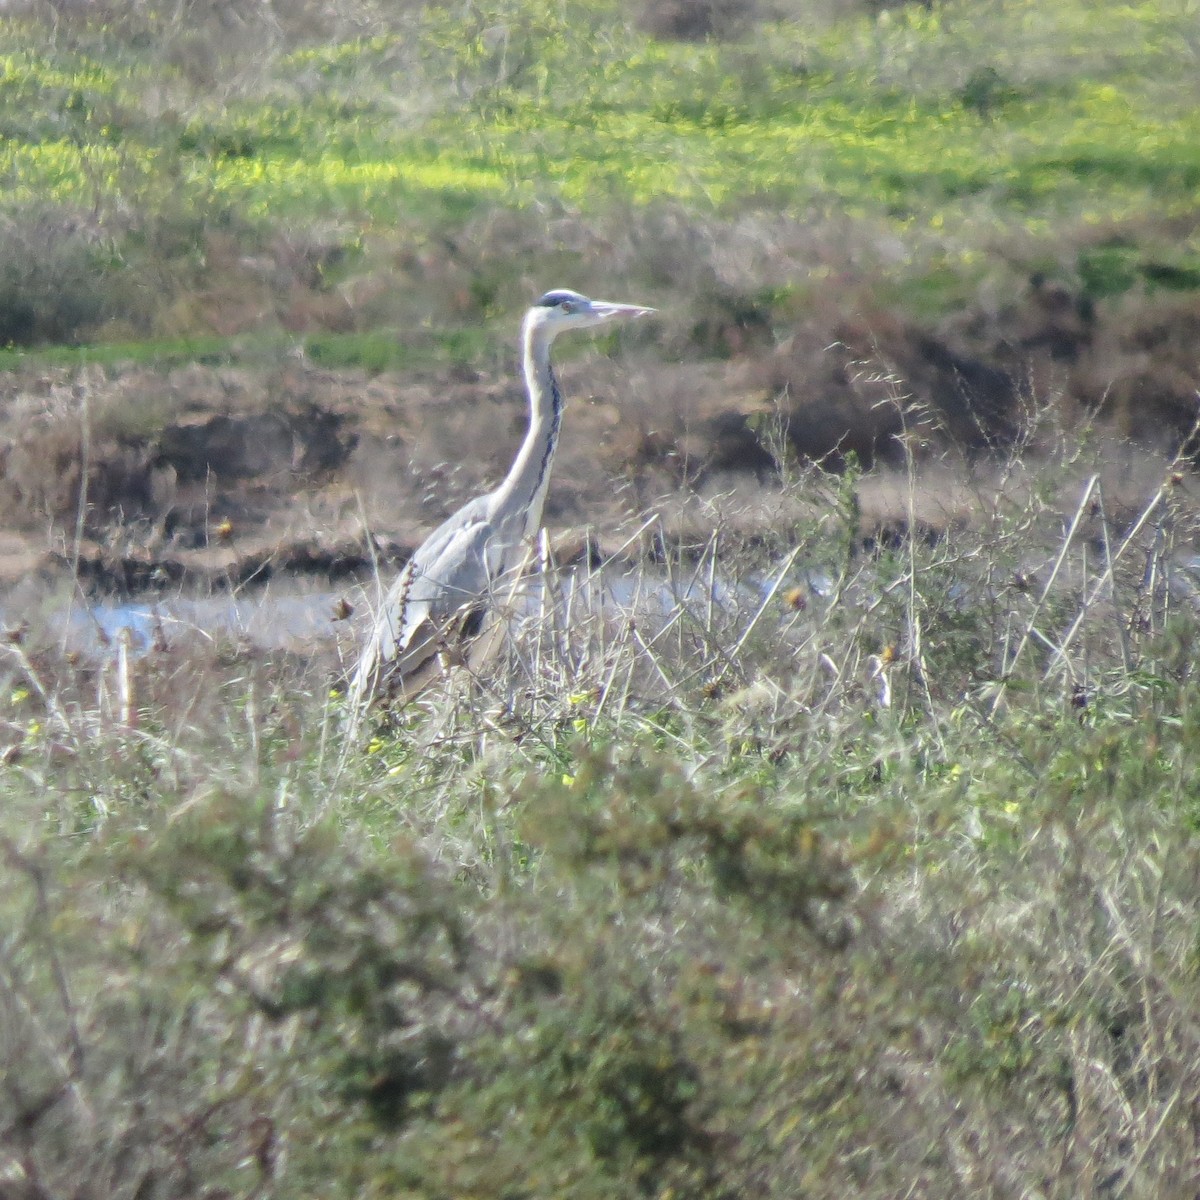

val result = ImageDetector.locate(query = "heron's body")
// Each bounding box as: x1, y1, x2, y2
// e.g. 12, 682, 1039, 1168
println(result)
349, 289, 653, 713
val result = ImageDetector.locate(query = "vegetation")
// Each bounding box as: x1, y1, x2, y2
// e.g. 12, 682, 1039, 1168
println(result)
2, 0, 1200, 1195
0, 0, 1198, 351
4, 432, 1200, 1196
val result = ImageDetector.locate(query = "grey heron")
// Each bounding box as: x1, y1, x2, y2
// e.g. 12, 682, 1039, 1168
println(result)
348, 288, 654, 715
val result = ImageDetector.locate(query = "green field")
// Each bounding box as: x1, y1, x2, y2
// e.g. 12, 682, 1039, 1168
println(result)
2, 0, 1199, 350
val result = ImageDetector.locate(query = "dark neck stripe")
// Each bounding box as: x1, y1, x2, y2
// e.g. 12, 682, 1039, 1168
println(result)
532, 368, 563, 499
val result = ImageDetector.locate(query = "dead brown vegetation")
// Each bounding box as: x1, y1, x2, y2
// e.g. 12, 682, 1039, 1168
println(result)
0, 268, 1197, 587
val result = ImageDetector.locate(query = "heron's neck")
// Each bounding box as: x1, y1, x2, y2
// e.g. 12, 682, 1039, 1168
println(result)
493, 326, 562, 536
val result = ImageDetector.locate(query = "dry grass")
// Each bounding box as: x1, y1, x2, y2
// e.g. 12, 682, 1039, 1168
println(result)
3, 429, 1198, 1196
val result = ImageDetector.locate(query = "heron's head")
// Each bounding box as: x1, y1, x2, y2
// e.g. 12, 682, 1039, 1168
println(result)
523, 289, 655, 343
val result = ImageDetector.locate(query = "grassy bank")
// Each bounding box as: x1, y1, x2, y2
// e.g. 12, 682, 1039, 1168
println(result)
3, 441, 1200, 1196
1, 0, 1198, 349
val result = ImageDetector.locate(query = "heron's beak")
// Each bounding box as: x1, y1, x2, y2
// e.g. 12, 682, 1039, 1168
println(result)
589, 301, 656, 322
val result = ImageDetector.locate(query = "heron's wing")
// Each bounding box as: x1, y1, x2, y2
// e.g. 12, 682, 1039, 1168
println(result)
351, 498, 500, 705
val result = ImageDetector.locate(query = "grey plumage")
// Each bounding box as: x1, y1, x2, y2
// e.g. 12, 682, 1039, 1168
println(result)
348, 289, 654, 715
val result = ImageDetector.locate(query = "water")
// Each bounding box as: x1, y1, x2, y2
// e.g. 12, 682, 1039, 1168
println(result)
53, 587, 350, 657
44, 562, 832, 661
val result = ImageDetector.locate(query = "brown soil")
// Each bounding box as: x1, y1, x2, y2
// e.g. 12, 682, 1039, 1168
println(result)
0, 281, 1196, 596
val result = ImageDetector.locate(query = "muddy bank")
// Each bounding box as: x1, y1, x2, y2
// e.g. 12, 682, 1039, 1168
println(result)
0, 282, 1196, 594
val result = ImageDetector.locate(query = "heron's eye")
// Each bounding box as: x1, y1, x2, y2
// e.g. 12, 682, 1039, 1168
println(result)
559, 299, 573, 312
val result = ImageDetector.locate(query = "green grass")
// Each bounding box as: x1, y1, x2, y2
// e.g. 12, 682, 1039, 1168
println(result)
14, 11, 1199, 229
0, 332, 242, 371
0, 0, 1198, 346
0, 325, 499, 373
